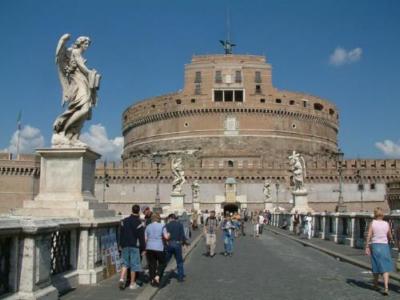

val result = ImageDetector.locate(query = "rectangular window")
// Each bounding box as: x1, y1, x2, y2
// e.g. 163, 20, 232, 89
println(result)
194, 71, 201, 83
235, 70, 242, 83
255, 71, 262, 83
234, 90, 243, 102
255, 85, 262, 94
195, 84, 201, 95
303, 101, 307, 108
215, 71, 222, 83
214, 90, 223, 102
224, 90, 233, 102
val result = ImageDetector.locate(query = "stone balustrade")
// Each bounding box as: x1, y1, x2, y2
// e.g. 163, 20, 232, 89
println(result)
0, 216, 120, 300
269, 211, 400, 271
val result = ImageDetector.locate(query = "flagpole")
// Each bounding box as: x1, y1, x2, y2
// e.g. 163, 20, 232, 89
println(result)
16, 110, 22, 158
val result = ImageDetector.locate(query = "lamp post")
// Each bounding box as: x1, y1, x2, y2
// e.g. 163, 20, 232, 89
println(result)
355, 168, 364, 212
336, 149, 346, 212
152, 153, 163, 214
275, 182, 280, 211
102, 161, 110, 203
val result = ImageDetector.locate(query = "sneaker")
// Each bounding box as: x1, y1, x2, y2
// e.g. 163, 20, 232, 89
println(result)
119, 279, 125, 290
224, 252, 228, 256
129, 284, 140, 290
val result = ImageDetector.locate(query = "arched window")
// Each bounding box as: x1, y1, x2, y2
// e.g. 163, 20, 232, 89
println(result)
228, 160, 234, 168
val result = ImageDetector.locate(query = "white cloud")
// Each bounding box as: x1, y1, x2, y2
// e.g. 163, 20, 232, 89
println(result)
329, 47, 362, 66
81, 124, 123, 161
375, 140, 400, 157
3, 125, 45, 155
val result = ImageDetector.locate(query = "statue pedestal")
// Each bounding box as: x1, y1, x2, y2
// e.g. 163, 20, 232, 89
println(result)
264, 201, 274, 211
290, 190, 313, 214
193, 202, 200, 211
13, 148, 115, 219
163, 193, 186, 215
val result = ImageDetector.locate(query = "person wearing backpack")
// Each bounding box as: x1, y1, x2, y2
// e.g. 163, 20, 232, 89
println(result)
204, 210, 218, 257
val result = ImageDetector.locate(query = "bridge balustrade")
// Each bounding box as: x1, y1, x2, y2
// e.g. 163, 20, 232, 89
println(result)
269, 211, 400, 271
0, 217, 120, 299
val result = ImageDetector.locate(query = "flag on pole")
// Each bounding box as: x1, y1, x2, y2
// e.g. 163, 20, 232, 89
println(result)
16, 110, 22, 158
17, 110, 22, 131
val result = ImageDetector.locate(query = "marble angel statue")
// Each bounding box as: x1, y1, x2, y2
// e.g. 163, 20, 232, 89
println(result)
263, 179, 272, 201
171, 157, 186, 194
191, 180, 200, 201
52, 33, 101, 147
288, 151, 307, 191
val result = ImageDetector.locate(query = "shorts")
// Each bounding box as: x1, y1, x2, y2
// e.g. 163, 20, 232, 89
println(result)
121, 247, 142, 272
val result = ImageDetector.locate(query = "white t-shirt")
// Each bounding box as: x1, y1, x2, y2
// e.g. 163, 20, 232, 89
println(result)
259, 215, 265, 224
305, 216, 312, 224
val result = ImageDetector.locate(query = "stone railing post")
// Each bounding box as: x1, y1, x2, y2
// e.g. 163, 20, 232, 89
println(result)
333, 213, 340, 243
16, 219, 58, 300
349, 213, 356, 248
320, 213, 327, 240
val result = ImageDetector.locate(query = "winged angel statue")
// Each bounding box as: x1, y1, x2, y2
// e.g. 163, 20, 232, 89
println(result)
52, 33, 101, 147
288, 150, 307, 192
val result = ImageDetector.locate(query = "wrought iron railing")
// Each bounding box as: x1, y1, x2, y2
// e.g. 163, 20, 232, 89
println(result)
50, 230, 71, 275
0, 237, 11, 296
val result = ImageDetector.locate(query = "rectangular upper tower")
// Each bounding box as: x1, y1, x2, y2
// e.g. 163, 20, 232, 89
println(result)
183, 54, 274, 103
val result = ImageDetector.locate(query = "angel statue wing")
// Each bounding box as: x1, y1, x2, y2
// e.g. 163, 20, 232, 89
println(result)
55, 33, 72, 106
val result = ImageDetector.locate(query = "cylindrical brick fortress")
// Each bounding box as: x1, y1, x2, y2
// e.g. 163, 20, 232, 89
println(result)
122, 55, 338, 166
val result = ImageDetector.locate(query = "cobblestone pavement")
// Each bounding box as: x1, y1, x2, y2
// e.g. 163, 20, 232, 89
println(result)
154, 225, 400, 300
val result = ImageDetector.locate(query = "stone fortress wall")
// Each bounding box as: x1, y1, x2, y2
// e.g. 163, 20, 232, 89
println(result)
122, 55, 338, 164
93, 158, 399, 214
0, 153, 40, 213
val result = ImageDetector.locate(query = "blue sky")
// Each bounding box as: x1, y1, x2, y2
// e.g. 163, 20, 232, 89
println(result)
0, 0, 399, 160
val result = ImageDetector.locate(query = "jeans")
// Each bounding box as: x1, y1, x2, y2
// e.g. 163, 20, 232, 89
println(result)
165, 241, 184, 280
223, 232, 234, 254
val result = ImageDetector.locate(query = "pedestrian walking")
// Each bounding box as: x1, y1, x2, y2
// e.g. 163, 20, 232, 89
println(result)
258, 212, 265, 235
204, 211, 218, 257
305, 212, 312, 239
252, 211, 259, 237
365, 207, 394, 296
119, 205, 146, 290
292, 210, 300, 235
165, 214, 187, 282
179, 211, 191, 240
191, 210, 198, 230
145, 213, 168, 287
143, 206, 153, 226
221, 214, 236, 256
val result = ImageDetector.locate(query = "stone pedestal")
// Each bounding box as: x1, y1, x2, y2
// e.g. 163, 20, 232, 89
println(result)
193, 202, 200, 211
291, 190, 313, 213
165, 193, 186, 215
264, 201, 274, 211
13, 148, 115, 219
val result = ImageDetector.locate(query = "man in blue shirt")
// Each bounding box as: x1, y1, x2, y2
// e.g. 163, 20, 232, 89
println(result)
119, 205, 145, 290
165, 213, 187, 282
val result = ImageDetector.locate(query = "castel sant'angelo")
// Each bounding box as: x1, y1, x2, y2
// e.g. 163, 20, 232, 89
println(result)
93, 44, 400, 215
1, 44, 400, 214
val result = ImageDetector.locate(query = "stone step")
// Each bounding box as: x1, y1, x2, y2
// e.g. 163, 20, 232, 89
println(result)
13, 207, 115, 219
22, 200, 109, 210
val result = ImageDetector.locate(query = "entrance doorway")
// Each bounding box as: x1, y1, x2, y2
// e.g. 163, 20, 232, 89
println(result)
223, 203, 239, 216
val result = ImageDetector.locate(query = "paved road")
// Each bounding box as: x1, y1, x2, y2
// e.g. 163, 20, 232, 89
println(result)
155, 227, 400, 300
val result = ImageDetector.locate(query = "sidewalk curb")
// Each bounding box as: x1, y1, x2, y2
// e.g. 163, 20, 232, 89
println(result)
136, 232, 204, 300
266, 227, 400, 283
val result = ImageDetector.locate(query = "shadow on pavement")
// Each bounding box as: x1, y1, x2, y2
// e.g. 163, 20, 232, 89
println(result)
346, 278, 400, 295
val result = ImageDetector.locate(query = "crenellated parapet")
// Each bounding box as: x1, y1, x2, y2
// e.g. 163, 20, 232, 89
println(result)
0, 153, 40, 176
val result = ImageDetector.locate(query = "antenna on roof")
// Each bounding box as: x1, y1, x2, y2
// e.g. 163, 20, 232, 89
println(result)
220, 4, 235, 54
